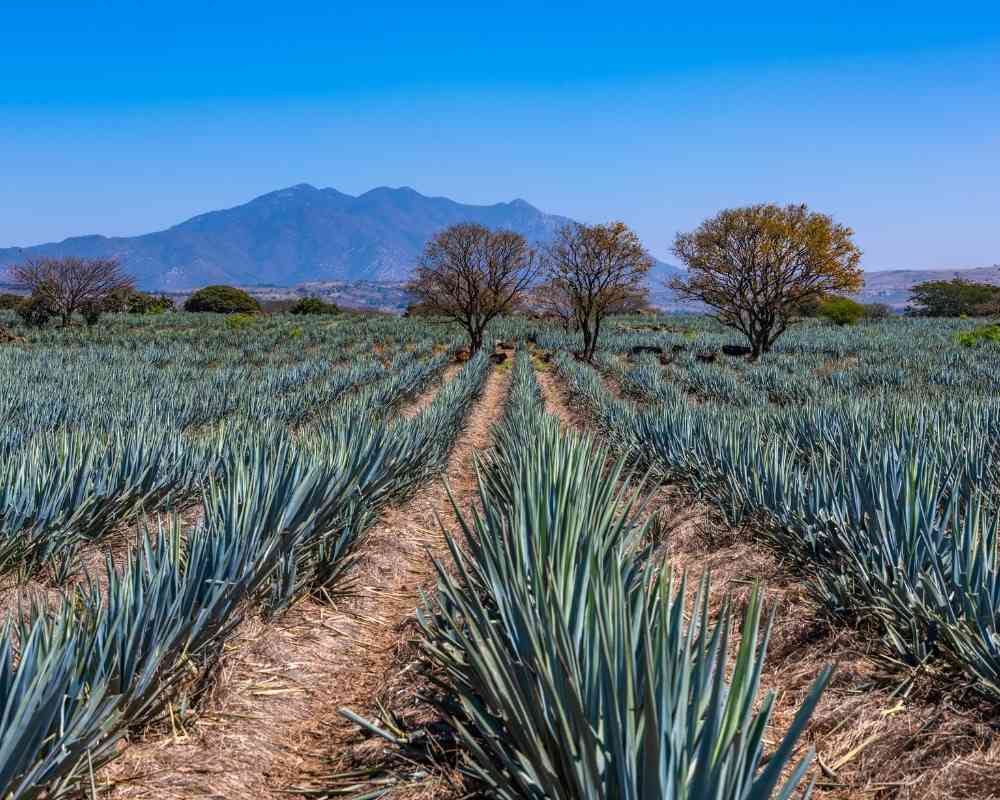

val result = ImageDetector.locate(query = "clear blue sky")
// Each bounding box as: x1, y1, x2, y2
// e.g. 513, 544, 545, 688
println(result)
1, 1, 997, 269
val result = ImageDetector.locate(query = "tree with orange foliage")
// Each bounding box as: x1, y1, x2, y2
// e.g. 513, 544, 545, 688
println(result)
670, 204, 863, 359
543, 222, 652, 361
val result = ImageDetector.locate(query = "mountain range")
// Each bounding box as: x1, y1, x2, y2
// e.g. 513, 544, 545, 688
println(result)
0, 184, 681, 291
2, 186, 994, 308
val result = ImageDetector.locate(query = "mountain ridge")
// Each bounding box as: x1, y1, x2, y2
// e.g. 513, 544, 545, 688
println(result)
0, 184, 681, 291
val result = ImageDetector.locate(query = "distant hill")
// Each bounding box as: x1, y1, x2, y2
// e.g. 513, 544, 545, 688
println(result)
0, 184, 681, 291
852, 265, 1000, 309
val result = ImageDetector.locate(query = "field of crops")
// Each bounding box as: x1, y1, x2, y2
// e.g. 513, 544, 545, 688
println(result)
1, 309, 999, 799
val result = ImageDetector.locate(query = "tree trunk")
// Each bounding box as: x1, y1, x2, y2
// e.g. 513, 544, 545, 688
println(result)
581, 322, 594, 361
587, 316, 602, 361
469, 328, 484, 353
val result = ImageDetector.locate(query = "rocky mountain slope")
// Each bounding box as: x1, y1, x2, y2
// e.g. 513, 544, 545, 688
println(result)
0, 184, 681, 291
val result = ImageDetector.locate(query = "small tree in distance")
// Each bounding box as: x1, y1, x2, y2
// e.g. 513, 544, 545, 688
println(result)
184, 285, 261, 313
9, 256, 135, 326
529, 279, 577, 332
289, 296, 339, 315
407, 223, 538, 352
907, 279, 1000, 317
542, 222, 652, 361
670, 203, 863, 359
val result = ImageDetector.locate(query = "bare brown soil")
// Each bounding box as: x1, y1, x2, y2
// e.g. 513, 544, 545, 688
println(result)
400, 365, 461, 420
0, 325, 26, 345
97, 366, 509, 800
534, 359, 588, 431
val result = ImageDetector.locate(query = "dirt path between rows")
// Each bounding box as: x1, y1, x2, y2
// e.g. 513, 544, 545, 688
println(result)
298, 364, 510, 799
534, 361, 586, 431
98, 365, 509, 800
400, 364, 461, 420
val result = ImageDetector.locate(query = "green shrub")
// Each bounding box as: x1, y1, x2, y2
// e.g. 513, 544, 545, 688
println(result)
104, 288, 175, 314
818, 296, 866, 326
224, 313, 256, 331
956, 324, 1000, 348
289, 296, 339, 315
14, 294, 57, 328
0, 292, 23, 311
184, 286, 260, 314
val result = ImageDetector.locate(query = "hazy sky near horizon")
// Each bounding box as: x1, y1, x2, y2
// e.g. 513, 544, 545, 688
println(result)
1, 1, 997, 270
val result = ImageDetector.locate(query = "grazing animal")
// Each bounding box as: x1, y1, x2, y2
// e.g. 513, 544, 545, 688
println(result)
722, 345, 753, 357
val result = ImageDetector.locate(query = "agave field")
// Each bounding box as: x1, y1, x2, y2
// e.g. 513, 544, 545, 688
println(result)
0, 309, 998, 799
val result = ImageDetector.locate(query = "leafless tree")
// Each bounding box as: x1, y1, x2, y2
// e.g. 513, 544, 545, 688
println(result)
9, 257, 135, 325
407, 223, 538, 352
542, 222, 653, 360
529, 279, 577, 332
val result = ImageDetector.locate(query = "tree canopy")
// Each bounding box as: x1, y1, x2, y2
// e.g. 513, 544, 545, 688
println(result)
289, 296, 339, 315
542, 222, 652, 360
670, 203, 863, 358
184, 285, 261, 314
8, 257, 135, 326
407, 223, 538, 352
907, 278, 1000, 317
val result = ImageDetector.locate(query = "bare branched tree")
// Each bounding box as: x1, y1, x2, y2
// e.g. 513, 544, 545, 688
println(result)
543, 222, 652, 361
529, 279, 577, 332
407, 223, 538, 352
9, 257, 135, 326
530, 278, 649, 333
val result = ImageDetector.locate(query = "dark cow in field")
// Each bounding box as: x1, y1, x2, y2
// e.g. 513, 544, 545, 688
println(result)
722, 345, 753, 357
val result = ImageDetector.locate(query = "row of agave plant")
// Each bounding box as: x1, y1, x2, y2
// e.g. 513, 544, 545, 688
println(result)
1, 317, 459, 441
495, 312, 1000, 402
553, 349, 1000, 702
0, 336, 456, 584
367, 350, 831, 799
0, 350, 493, 798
